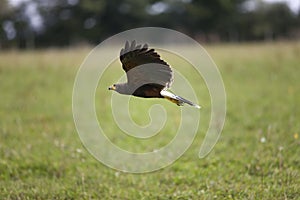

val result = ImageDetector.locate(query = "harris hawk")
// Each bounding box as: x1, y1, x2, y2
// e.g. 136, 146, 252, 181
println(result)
108, 41, 200, 109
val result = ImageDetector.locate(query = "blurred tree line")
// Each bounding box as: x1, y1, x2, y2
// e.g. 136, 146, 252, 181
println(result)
0, 0, 299, 49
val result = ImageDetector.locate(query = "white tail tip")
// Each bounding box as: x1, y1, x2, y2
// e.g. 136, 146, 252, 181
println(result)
194, 104, 201, 109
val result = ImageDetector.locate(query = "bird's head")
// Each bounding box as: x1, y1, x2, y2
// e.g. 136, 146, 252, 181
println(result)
108, 83, 130, 94
108, 84, 117, 91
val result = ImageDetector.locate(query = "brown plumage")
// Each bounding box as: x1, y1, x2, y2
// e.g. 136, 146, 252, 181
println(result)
108, 41, 200, 108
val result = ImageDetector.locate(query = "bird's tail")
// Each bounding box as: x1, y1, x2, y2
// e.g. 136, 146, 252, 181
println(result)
160, 90, 201, 109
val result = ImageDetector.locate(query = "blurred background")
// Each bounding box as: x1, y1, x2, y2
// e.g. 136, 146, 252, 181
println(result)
1, 0, 300, 49
1, 0, 300, 198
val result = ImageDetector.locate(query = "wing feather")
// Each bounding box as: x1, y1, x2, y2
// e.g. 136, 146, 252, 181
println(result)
120, 41, 173, 89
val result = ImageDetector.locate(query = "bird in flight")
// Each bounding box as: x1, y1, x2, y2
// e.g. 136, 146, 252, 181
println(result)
108, 41, 200, 109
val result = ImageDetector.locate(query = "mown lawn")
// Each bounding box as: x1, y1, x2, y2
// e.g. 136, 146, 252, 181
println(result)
0, 42, 299, 199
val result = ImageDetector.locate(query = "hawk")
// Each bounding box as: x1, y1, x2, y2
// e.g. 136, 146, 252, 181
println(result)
108, 41, 200, 109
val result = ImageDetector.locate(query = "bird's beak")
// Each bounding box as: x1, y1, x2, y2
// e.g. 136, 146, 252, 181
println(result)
108, 85, 116, 90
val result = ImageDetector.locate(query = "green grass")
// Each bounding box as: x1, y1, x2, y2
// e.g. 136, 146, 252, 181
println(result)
0, 42, 300, 199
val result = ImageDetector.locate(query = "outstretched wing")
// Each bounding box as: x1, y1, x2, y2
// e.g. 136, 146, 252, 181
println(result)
120, 41, 173, 89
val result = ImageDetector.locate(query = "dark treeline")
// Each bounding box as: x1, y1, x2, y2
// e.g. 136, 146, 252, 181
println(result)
1, 0, 300, 49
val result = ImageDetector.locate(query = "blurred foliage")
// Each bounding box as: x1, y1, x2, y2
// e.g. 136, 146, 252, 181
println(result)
0, 0, 299, 48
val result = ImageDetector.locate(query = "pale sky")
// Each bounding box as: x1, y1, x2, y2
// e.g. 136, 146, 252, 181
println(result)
263, 0, 300, 13
8, 0, 300, 13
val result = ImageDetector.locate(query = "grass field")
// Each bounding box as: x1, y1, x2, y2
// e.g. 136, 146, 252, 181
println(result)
0, 42, 300, 199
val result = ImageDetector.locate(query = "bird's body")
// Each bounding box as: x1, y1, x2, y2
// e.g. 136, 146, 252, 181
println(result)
108, 41, 200, 109
132, 84, 164, 98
